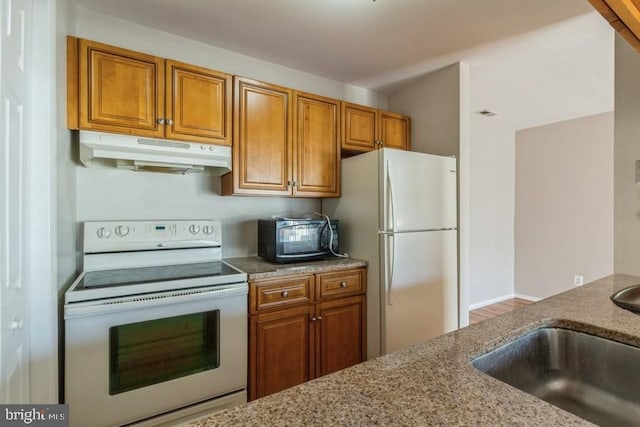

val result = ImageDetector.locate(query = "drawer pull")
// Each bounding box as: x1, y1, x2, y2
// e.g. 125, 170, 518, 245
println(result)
340, 281, 348, 288
281, 291, 289, 298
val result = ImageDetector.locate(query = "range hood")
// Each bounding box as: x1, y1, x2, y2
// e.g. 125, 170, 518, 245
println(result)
79, 130, 232, 175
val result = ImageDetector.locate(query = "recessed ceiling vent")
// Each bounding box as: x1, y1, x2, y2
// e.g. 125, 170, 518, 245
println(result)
477, 109, 498, 117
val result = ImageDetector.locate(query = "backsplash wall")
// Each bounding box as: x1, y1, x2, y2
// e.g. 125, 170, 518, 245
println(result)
76, 166, 320, 257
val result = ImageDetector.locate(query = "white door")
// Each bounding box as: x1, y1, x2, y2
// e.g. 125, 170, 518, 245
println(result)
380, 149, 457, 232
0, 0, 32, 403
380, 230, 458, 354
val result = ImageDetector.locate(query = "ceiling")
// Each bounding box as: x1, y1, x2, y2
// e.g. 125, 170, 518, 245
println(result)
73, 0, 596, 90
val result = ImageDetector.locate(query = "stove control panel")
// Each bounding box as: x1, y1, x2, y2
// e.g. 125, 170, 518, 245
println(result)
84, 220, 222, 253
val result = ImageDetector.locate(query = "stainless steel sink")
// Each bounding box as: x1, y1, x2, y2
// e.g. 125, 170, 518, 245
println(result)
471, 327, 640, 426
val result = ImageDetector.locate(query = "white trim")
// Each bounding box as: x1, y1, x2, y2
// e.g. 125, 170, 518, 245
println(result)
514, 293, 541, 303
458, 61, 471, 328
468, 294, 515, 311
27, 0, 57, 403
468, 293, 541, 311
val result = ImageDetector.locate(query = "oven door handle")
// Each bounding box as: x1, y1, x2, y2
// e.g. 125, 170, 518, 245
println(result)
64, 282, 247, 319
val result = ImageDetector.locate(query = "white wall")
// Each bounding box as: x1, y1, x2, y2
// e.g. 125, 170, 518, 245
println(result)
386, 63, 471, 327
387, 64, 461, 156
76, 169, 319, 257
515, 113, 614, 299
69, 6, 387, 258
614, 34, 640, 274
468, 115, 515, 306
26, 0, 72, 404
57, 3, 77, 290
466, 12, 613, 307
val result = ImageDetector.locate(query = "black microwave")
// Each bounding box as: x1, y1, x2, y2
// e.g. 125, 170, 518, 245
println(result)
258, 219, 339, 263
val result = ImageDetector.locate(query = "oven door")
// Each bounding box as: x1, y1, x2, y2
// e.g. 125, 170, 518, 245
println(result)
64, 282, 247, 427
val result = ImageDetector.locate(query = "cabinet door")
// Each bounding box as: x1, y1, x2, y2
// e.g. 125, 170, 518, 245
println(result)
293, 92, 340, 197
224, 77, 292, 195
165, 60, 232, 145
380, 111, 410, 151
78, 39, 164, 137
249, 306, 313, 401
315, 295, 366, 377
341, 102, 378, 152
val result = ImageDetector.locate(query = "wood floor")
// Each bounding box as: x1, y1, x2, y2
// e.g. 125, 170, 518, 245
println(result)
469, 298, 532, 325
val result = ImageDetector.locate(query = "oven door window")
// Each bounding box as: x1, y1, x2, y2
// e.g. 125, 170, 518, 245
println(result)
109, 310, 220, 395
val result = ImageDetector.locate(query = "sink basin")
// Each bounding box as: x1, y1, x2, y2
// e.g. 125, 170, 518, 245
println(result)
471, 327, 640, 426
611, 284, 640, 314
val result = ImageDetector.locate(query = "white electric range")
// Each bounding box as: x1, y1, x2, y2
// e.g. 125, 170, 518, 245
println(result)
64, 220, 247, 427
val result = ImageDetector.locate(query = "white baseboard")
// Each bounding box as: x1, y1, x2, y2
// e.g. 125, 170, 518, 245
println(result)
469, 293, 541, 310
514, 293, 541, 303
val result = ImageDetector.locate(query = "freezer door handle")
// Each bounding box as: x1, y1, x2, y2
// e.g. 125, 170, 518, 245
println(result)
387, 161, 396, 232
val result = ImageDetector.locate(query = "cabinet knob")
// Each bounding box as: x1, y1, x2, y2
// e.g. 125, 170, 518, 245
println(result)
340, 281, 347, 288
166, 118, 174, 125
317, 316, 322, 321
157, 118, 166, 124
311, 317, 317, 321
281, 290, 289, 298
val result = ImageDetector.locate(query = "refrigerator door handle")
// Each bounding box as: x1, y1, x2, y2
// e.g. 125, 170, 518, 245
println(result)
383, 233, 396, 305
387, 161, 396, 232
390, 233, 396, 305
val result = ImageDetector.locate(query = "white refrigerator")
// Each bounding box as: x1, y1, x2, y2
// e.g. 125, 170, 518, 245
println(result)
323, 148, 458, 358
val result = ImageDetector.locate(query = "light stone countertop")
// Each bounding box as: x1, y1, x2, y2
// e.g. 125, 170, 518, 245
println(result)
190, 274, 640, 426
223, 256, 368, 280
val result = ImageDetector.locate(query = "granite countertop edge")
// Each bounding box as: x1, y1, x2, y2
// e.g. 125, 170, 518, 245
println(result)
223, 256, 368, 280
189, 274, 640, 426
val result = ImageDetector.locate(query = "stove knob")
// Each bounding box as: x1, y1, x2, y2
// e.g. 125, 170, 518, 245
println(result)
115, 225, 130, 237
189, 224, 201, 235
97, 227, 111, 239
202, 225, 214, 235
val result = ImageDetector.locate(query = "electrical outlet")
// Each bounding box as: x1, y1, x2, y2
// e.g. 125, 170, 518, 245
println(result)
574, 275, 584, 286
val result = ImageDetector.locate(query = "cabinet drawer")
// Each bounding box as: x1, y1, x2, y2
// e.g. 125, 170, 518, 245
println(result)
250, 276, 314, 314
316, 269, 365, 300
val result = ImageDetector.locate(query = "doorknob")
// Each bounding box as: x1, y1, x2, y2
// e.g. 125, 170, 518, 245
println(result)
9, 317, 23, 331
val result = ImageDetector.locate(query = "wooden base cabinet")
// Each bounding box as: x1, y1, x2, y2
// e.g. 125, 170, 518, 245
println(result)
250, 306, 314, 400
248, 268, 366, 401
316, 295, 366, 377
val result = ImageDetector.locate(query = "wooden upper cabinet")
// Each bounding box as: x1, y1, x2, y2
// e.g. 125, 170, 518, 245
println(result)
222, 81, 341, 197
588, 0, 640, 52
222, 77, 293, 196
341, 102, 411, 153
69, 37, 232, 145
77, 38, 165, 137
293, 92, 340, 197
341, 102, 378, 152
165, 60, 232, 144
379, 111, 411, 151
